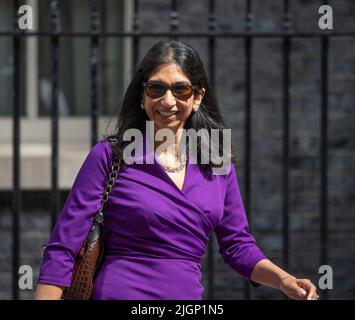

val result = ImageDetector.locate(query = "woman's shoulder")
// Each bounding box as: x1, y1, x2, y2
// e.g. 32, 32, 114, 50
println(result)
197, 161, 236, 186
94, 138, 113, 150
84, 138, 113, 165
207, 161, 236, 179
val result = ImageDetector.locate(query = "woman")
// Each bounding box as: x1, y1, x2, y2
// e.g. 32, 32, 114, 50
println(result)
35, 40, 319, 300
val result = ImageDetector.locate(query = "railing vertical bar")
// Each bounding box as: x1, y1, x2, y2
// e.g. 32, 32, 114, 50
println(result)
243, 0, 253, 300
50, 0, 60, 230
320, 0, 329, 301
207, 0, 216, 300
90, 0, 100, 147
170, 0, 179, 40
12, 0, 21, 300
100, 0, 108, 116
282, 0, 291, 280
132, 0, 140, 71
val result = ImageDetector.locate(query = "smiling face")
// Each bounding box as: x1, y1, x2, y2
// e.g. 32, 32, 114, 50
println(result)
141, 63, 205, 134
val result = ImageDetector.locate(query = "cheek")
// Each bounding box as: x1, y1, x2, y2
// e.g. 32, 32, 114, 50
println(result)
182, 98, 195, 112
185, 103, 195, 114
144, 100, 155, 114
184, 107, 193, 115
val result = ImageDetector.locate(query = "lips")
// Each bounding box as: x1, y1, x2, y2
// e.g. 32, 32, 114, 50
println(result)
157, 110, 178, 117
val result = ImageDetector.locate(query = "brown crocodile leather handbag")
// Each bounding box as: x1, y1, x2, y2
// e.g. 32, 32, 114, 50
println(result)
61, 138, 120, 300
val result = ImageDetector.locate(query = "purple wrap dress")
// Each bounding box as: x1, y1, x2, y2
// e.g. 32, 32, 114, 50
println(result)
38, 134, 267, 299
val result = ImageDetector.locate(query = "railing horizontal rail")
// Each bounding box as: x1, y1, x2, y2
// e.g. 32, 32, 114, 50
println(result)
1, 31, 355, 38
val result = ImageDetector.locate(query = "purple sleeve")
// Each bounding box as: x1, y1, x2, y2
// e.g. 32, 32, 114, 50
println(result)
214, 163, 267, 286
38, 140, 112, 287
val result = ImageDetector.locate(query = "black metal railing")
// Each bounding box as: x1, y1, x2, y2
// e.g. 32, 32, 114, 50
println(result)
4, 0, 353, 300
11, 0, 21, 302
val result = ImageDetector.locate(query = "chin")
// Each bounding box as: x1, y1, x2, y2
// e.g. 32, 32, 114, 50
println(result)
155, 122, 183, 132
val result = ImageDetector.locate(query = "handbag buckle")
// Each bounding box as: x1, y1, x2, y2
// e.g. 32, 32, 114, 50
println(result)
94, 212, 104, 224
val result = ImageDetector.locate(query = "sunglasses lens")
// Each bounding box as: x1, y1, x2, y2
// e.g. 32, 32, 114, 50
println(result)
172, 85, 193, 99
144, 83, 195, 99
146, 84, 166, 98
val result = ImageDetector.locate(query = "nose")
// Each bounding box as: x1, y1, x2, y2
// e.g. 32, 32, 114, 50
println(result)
161, 89, 176, 107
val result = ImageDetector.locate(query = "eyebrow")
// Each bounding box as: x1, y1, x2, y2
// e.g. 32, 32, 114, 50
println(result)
147, 80, 191, 86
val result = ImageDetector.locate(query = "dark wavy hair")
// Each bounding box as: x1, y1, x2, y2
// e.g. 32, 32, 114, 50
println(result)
105, 40, 237, 176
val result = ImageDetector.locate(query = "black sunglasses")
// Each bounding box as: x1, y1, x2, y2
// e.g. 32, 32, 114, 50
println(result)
142, 81, 200, 100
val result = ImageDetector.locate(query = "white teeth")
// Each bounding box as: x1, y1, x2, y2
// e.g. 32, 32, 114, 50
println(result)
158, 110, 177, 117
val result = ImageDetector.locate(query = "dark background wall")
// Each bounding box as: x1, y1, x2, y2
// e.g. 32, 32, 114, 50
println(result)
1, 0, 355, 299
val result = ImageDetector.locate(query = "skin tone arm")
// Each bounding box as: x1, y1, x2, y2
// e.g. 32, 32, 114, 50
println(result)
34, 284, 64, 300
250, 259, 319, 300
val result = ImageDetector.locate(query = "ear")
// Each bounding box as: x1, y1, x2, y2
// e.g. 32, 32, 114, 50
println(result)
193, 88, 205, 112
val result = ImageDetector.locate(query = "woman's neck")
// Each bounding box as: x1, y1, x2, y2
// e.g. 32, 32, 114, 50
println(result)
153, 128, 184, 159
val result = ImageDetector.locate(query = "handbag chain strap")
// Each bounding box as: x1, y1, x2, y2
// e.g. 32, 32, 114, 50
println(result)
93, 138, 120, 225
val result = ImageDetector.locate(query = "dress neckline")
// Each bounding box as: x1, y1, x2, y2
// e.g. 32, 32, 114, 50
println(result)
154, 152, 189, 193
140, 130, 191, 194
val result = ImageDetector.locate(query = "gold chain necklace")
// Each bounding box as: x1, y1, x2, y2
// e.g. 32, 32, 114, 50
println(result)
160, 146, 188, 173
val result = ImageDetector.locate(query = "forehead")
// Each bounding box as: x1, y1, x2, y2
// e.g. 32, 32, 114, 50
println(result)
148, 63, 191, 83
